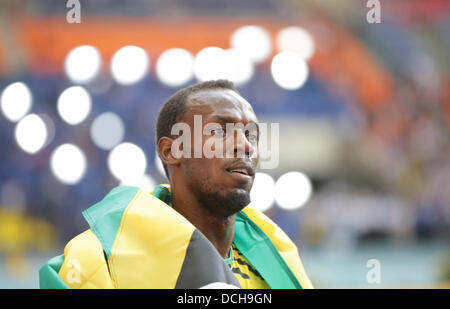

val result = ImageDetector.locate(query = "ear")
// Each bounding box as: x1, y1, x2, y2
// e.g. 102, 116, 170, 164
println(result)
157, 137, 183, 169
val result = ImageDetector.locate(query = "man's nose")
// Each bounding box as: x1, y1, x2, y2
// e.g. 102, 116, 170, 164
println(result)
233, 128, 256, 159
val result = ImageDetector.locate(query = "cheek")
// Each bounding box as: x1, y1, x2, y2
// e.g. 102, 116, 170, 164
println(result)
185, 158, 221, 182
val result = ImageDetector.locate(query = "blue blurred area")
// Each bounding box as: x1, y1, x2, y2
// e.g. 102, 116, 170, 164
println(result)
0, 67, 351, 244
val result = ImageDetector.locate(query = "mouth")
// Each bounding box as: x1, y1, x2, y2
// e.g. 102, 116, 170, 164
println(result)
225, 162, 255, 182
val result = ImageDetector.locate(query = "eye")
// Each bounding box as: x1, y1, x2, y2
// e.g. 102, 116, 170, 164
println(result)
212, 127, 224, 135
247, 133, 258, 143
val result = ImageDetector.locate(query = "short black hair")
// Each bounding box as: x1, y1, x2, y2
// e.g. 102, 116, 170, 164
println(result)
155, 79, 239, 179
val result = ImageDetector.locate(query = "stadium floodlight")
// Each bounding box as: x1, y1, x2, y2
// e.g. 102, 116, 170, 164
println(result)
271, 51, 309, 90
14, 114, 47, 154
156, 48, 194, 87
193, 46, 232, 82
230, 25, 272, 64
0, 82, 32, 122
90, 112, 125, 150
226, 48, 254, 87
50, 143, 87, 185
108, 142, 147, 183
248, 172, 276, 212
57, 86, 92, 125
39, 113, 56, 148
275, 171, 312, 210
64, 45, 102, 84
120, 174, 156, 192
110, 45, 149, 85
276, 26, 315, 61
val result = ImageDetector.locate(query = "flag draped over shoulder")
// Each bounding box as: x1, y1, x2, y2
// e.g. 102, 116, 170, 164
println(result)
39, 185, 313, 289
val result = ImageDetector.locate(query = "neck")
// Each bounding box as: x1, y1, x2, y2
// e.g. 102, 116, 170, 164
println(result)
170, 184, 235, 259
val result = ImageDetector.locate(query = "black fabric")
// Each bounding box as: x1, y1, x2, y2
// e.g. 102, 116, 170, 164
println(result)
175, 229, 241, 289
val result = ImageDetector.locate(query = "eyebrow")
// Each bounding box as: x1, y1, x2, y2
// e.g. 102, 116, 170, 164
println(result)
212, 114, 260, 134
213, 114, 257, 124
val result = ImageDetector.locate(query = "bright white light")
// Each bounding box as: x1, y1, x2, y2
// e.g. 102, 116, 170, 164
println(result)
39, 113, 56, 148
230, 25, 272, 64
226, 48, 254, 86
90, 112, 125, 150
50, 144, 87, 185
64, 45, 102, 84
111, 45, 149, 85
193, 47, 232, 82
271, 51, 309, 90
275, 171, 312, 210
0, 82, 32, 122
248, 173, 275, 212
57, 86, 91, 125
156, 48, 194, 87
14, 114, 48, 154
155, 152, 167, 179
277, 27, 315, 60
108, 142, 147, 182
120, 174, 156, 192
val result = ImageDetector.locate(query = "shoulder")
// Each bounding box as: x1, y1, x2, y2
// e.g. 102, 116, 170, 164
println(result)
240, 207, 314, 289
240, 207, 296, 252
58, 229, 115, 288
40, 229, 114, 289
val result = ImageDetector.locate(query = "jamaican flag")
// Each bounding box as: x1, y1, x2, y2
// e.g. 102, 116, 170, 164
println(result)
39, 185, 313, 289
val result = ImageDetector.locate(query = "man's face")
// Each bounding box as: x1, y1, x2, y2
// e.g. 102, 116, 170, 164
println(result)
176, 89, 260, 217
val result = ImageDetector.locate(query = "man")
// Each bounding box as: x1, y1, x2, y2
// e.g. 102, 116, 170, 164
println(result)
39, 80, 313, 289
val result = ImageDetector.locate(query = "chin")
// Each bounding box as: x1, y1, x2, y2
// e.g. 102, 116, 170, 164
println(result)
195, 178, 251, 217
220, 189, 250, 216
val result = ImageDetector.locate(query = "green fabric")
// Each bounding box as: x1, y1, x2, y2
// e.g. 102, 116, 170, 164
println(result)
39, 185, 300, 289
152, 186, 235, 266
233, 212, 302, 289
151, 185, 301, 288
82, 186, 139, 259
39, 254, 69, 289
152, 185, 171, 205
223, 247, 234, 265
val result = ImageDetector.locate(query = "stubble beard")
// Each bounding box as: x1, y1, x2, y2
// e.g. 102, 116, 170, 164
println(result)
187, 169, 251, 218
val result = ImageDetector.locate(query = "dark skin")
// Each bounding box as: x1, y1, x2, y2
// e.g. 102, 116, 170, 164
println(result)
157, 89, 260, 258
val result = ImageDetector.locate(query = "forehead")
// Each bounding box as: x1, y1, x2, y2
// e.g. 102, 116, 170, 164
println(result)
184, 89, 257, 122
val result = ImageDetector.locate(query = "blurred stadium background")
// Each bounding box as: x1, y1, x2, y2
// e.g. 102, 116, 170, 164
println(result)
0, 0, 449, 288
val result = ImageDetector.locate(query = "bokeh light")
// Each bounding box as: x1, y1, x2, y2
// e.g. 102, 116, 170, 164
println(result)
90, 112, 125, 150
110, 45, 149, 85
64, 45, 102, 84
155, 152, 167, 179
50, 144, 87, 185
271, 51, 309, 90
276, 26, 315, 60
120, 174, 156, 192
230, 25, 272, 64
14, 114, 48, 154
193, 46, 232, 82
248, 172, 276, 212
0, 82, 32, 122
57, 86, 92, 125
108, 142, 147, 182
226, 48, 254, 86
39, 113, 56, 148
156, 48, 194, 87
274, 171, 312, 210
193, 46, 255, 85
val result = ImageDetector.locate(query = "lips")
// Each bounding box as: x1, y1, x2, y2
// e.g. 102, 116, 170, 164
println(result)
225, 161, 255, 180
228, 168, 250, 176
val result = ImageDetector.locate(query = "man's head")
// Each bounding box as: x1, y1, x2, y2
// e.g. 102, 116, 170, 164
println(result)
156, 79, 260, 217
